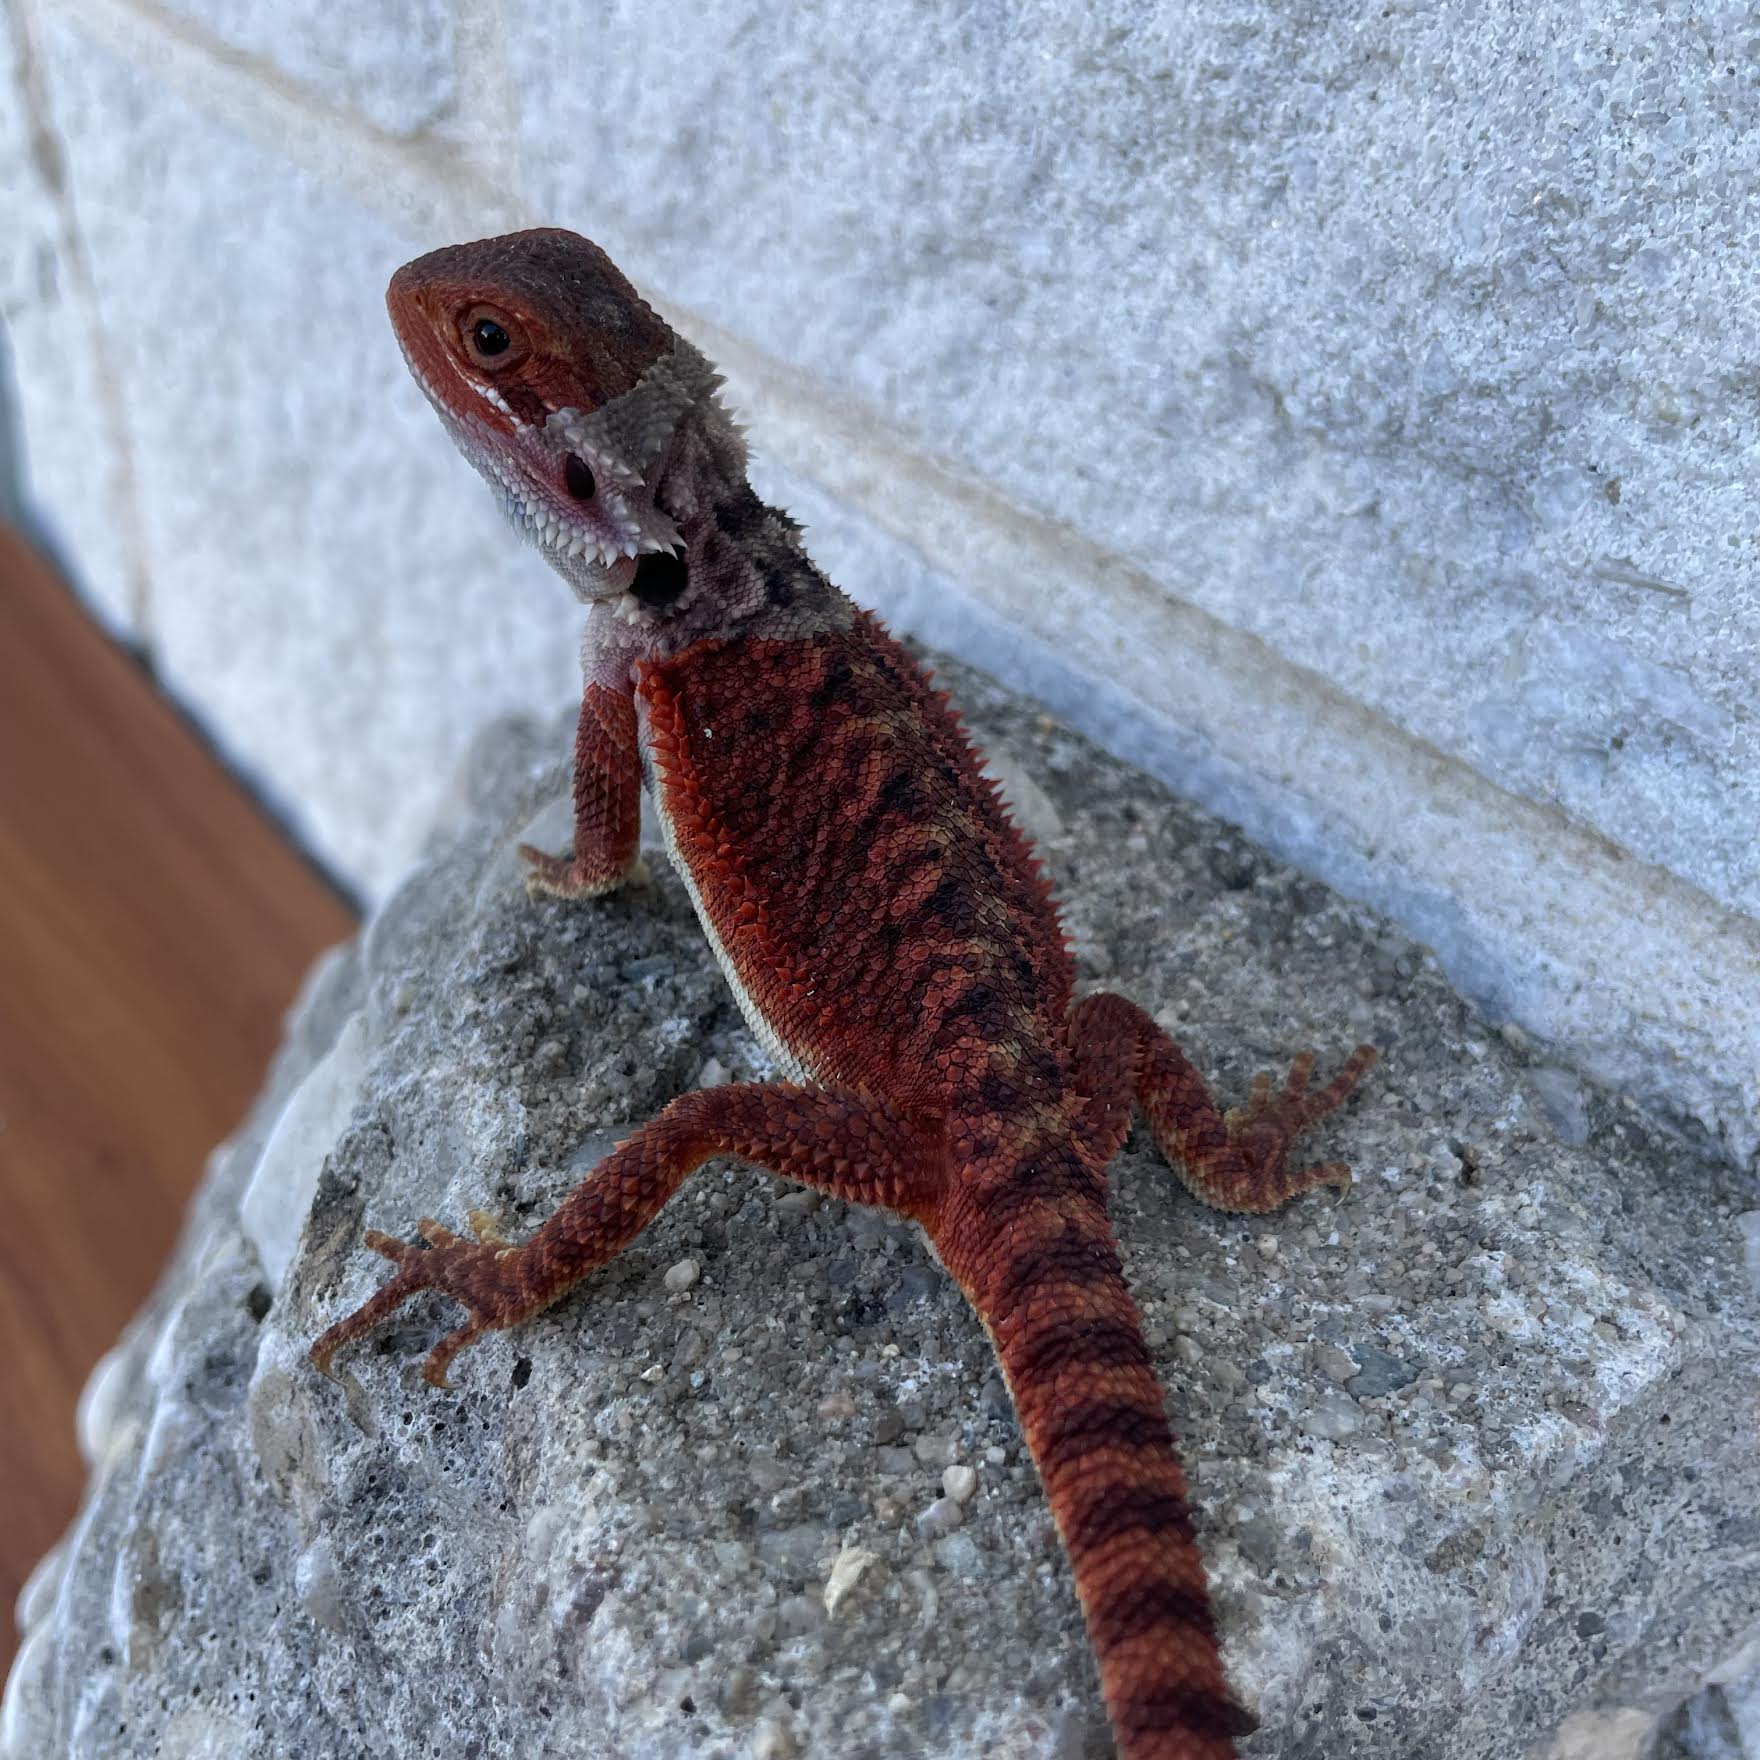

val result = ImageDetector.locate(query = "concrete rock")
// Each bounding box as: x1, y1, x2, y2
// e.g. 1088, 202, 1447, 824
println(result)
0, 8, 143, 628
159, 0, 457, 137
5, 657, 1758, 1759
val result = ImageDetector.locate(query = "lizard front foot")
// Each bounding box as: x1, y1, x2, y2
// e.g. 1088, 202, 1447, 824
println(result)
310, 1212, 542, 1387
518, 842, 649, 902
1222, 1044, 1380, 1203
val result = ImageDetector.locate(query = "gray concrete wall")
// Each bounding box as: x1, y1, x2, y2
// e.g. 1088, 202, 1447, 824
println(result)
0, 326, 19, 529
1, 0, 1755, 1167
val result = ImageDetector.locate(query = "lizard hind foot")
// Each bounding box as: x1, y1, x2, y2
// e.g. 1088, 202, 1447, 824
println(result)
309, 1222, 540, 1386
1218, 1043, 1379, 1209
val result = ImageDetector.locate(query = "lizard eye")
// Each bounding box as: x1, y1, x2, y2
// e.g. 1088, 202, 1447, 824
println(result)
458, 304, 528, 371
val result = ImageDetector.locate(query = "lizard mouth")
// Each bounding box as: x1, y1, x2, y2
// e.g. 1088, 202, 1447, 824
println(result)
396, 333, 696, 603
395, 338, 671, 582
478, 444, 649, 568
452, 409, 683, 601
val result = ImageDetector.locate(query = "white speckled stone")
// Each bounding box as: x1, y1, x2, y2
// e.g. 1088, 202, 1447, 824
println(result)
238, 1010, 368, 1288
0, 8, 142, 628
4, 695, 1756, 1760
509, 0, 1759, 923
155, 0, 457, 137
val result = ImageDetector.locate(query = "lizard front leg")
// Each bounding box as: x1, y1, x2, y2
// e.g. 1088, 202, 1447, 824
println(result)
1069, 991, 1378, 1213
520, 680, 645, 899
311, 1082, 942, 1386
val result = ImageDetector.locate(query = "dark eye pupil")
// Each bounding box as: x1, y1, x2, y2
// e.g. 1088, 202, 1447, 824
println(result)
473, 319, 510, 357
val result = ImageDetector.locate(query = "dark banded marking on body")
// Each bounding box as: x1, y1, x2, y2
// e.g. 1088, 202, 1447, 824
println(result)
713, 485, 768, 538
1111, 1687, 1259, 1743
989, 1229, 1123, 1314
1030, 1396, 1173, 1476
1060, 1482, 1198, 1555
1007, 1313, 1151, 1385
1085, 1579, 1219, 1651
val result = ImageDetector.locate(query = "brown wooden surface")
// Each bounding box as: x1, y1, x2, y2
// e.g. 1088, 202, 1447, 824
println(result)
0, 525, 356, 1669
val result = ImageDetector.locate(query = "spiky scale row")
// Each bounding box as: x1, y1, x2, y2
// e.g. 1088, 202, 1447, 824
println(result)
315, 226, 1382, 1760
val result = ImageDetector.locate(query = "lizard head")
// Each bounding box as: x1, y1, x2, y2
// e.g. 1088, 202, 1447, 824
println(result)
388, 228, 723, 604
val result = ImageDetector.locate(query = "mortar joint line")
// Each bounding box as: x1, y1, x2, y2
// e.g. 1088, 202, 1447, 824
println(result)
10, 0, 155, 628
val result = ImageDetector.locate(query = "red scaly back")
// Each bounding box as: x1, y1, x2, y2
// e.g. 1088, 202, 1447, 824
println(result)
639, 609, 1072, 1109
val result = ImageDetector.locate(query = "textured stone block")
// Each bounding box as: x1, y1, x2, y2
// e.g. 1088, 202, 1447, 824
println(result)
2, 0, 1754, 1161
4, 676, 1754, 1759
0, 7, 142, 628
156, 0, 456, 137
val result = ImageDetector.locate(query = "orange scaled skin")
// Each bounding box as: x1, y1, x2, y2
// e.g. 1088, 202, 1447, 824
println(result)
312, 229, 1379, 1760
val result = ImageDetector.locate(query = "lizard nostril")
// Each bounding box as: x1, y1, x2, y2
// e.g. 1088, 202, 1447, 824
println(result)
564, 453, 596, 501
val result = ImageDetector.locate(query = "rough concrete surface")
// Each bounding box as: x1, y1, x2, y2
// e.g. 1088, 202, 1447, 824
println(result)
6, 655, 1756, 1760
0, 325, 19, 529
0, 0, 147, 628
156, 0, 456, 139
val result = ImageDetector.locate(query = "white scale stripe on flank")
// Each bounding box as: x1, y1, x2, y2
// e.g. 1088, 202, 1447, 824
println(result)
648, 777, 816, 1087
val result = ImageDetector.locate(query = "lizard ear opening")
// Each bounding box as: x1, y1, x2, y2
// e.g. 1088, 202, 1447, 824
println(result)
564, 453, 597, 502
457, 303, 530, 372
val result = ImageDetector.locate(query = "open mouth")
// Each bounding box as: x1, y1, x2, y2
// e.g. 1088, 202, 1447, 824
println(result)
395, 337, 641, 568
395, 331, 692, 598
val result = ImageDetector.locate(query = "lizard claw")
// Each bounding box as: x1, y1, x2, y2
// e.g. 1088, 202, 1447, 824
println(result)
1222, 1045, 1379, 1207
518, 843, 649, 902
466, 1207, 514, 1247
310, 1222, 539, 1386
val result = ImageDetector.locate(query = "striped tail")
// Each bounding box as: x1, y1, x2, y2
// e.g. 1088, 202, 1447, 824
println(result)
941, 1175, 1255, 1759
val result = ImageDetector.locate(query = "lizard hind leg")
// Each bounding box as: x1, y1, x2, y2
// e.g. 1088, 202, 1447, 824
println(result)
1217, 1046, 1377, 1202
1068, 991, 1377, 1214
310, 1081, 942, 1388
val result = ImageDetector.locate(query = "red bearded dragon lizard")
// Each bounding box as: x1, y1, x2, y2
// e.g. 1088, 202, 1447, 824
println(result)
311, 228, 1378, 1760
